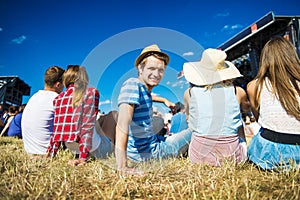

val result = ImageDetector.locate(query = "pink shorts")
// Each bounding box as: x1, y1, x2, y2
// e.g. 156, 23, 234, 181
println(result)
189, 134, 247, 167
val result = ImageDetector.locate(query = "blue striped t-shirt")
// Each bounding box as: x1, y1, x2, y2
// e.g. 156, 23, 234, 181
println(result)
118, 78, 159, 161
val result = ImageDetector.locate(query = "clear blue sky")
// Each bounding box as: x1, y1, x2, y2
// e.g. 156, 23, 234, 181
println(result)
1, 0, 299, 114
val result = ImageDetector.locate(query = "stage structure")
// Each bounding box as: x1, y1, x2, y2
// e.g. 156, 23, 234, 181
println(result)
0, 76, 31, 110
218, 11, 300, 88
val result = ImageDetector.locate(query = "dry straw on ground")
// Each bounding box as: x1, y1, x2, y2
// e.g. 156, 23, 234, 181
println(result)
0, 137, 299, 199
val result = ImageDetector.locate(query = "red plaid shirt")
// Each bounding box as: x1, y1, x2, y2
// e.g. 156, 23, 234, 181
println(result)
47, 84, 99, 160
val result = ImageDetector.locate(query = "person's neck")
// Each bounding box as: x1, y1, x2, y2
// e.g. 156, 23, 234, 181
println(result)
138, 77, 153, 92
44, 86, 58, 93
146, 85, 153, 91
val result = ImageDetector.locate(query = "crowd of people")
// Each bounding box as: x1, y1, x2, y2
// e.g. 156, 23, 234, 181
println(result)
0, 36, 299, 174
0, 104, 26, 138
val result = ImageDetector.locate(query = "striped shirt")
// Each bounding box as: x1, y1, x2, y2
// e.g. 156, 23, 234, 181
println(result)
118, 78, 159, 161
47, 84, 99, 160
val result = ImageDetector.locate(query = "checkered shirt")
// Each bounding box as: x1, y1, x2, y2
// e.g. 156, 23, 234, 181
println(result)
47, 84, 99, 160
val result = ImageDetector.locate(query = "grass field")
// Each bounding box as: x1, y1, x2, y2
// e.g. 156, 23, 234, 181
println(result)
0, 137, 299, 199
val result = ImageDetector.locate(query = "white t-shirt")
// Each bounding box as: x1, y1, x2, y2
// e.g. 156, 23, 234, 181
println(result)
22, 90, 58, 154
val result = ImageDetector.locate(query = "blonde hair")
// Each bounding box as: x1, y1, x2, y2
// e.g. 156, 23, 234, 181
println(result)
254, 36, 300, 120
203, 80, 233, 90
63, 65, 89, 108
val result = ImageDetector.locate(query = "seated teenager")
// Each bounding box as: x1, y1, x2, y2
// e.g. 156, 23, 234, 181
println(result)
115, 44, 192, 175
47, 65, 114, 166
22, 66, 65, 155
247, 36, 300, 170
183, 48, 247, 167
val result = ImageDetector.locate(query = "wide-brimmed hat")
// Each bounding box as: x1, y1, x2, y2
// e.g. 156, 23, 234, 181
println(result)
135, 44, 170, 67
183, 48, 242, 86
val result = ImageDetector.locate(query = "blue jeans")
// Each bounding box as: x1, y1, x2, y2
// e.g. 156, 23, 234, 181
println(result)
158, 128, 192, 158
65, 128, 114, 159
90, 134, 114, 159
126, 128, 192, 162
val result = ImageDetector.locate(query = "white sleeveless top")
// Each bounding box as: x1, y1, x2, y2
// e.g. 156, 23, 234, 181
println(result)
258, 79, 300, 134
188, 85, 242, 136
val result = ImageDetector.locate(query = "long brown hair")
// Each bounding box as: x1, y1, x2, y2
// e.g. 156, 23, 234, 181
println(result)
63, 65, 89, 108
254, 36, 300, 120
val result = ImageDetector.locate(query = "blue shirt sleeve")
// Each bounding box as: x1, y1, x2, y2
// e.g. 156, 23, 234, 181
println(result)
118, 78, 141, 106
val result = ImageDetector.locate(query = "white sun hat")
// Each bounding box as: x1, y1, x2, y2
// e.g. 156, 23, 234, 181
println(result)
183, 48, 242, 86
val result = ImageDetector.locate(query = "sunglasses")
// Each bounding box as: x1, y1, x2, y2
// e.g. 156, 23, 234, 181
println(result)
67, 65, 80, 70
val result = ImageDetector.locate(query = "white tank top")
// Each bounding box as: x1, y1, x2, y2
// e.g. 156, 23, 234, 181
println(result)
188, 85, 242, 136
258, 79, 300, 134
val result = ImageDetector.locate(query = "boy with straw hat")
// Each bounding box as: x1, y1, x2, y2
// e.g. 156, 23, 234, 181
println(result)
115, 44, 192, 175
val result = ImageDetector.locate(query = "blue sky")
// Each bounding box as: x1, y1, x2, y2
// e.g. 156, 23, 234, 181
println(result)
1, 0, 299, 114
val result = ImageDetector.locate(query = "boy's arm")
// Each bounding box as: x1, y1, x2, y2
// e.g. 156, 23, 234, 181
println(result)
115, 103, 146, 176
151, 94, 175, 108
115, 103, 134, 171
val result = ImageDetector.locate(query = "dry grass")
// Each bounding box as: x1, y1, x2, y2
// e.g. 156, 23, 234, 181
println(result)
0, 137, 299, 199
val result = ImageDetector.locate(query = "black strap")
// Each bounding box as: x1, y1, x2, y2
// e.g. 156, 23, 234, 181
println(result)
261, 128, 300, 145
189, 88, 192, 97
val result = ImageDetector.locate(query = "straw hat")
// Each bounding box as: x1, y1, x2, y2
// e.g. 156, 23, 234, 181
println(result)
183, 48, 242, 86
135, 44, 170, 67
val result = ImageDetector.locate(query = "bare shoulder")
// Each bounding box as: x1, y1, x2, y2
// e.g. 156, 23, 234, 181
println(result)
184, 88, 189, 96
247, 80, 257, 95
184, 88, 191, 101
235, 86, 247, 105
236, 86, 246, 96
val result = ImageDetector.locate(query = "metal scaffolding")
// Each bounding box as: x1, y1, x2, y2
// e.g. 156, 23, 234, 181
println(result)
0, 76, 31, 110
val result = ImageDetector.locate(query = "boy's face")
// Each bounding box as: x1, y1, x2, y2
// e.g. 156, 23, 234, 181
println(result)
138, 55, 165, 91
